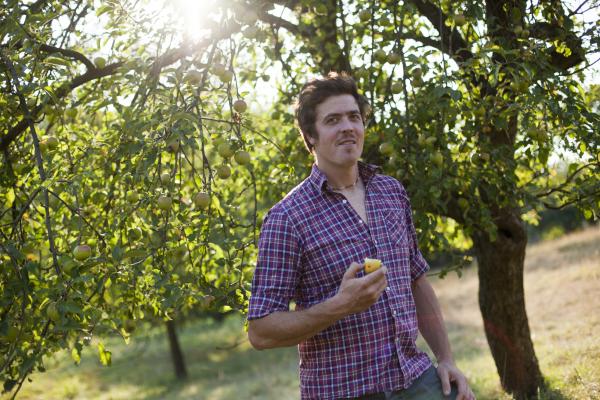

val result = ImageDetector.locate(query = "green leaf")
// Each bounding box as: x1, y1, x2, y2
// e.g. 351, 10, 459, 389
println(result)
5, 188, 15, 207
98, 342, 112, 366
71, 347, 81, 365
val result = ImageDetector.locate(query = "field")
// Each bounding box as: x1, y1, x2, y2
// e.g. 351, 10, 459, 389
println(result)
6, 226, 600, 400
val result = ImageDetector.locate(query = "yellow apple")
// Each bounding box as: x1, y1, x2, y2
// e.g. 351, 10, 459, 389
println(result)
364, 258, 382, 274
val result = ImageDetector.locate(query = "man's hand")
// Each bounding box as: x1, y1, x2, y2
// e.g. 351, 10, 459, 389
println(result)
437, 360, 476, 400
334, 261, 388, 315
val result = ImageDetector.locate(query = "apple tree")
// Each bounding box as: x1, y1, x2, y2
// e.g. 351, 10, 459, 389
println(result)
234, 0, 599, 399
0, 0, 298, 395
1, 1, 599, 399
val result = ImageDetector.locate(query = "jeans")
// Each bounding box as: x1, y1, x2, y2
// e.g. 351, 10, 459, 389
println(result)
354, 366, 458, 400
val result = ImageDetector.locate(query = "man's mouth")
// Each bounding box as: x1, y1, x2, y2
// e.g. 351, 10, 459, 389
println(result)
337, 139, 356, 146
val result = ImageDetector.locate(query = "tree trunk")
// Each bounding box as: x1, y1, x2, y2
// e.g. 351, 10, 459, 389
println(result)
473, 211, 543, 399
166, 319, 188, 380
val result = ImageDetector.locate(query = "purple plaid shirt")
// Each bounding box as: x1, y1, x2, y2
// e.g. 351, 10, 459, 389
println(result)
248, 162, 432, 399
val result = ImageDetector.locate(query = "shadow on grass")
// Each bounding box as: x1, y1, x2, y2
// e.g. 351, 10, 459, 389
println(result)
72, 314, 299, 400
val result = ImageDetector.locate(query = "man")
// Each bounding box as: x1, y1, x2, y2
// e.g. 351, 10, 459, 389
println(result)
247, 72, 475, 400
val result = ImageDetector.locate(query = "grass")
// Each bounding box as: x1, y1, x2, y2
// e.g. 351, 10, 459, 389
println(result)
6, 226, 600, 400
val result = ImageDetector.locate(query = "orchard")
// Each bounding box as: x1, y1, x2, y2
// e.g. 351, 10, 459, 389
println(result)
1, 1, 599, 399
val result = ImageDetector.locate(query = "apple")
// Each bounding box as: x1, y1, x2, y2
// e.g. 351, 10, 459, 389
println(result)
94, 57, 106, 68
364, 258, 382, 274
60, 255, 78, 274
234, 150, 251, 165
128, 227, 143, 241
184, 70, 203, 84
219, 70, 234, 83
5, 326, 18, 342
483, 126, 493, 134
67, 108, 77, 118
233, 99, 247, 113
243, 25, 259, 39
379, 142, 394, 156
379, 16, 391, 26
359, 9, 371, 22
314, 4, 327, 15
211, 63, 226, 76
514, 25, 523, 36
217, 142, 234, 158
73, 244, 92, 261
391, 81, 403, 94
167, 139, 180, 153
458, 197, 469, 210
432, 152, 444, 167
126, 190, 139, 203
387, 53, 401, 64
193, 192, 210, 208
412, 67, 422, 79
160, 172, 170, 185
521, 28, 530, 38
374, 49, 387, 63
216, 165, 231, 179
454, 13, 466, 26
157, 195, 172, 211
46, 303, 60, 322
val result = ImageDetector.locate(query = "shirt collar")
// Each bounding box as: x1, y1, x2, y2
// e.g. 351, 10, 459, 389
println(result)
308, 161, 381, 193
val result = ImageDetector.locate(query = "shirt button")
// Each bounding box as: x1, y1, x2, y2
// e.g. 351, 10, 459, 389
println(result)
392, 310, 397, 316
342, 200, 347, 204
386, 287, 390, 292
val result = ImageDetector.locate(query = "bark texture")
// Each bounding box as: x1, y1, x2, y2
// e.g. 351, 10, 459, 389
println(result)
474, 211, 543, 399
166, 319, 188, 380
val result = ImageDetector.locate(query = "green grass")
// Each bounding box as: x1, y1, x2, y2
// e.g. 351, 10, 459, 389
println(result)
6, 227, 600, 400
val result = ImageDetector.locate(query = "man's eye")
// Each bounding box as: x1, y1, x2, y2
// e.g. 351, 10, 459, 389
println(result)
326, 117, 338, 124
350, 114, 361, 121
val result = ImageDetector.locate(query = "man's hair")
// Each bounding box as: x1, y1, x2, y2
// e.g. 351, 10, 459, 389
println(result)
295, 72, 371, 153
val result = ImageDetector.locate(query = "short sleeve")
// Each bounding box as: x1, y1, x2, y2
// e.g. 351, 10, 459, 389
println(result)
398, 184, 430, 281
247, 207, 302, 320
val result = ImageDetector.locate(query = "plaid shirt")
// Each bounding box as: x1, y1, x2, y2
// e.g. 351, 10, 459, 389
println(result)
248, 162, 432, 399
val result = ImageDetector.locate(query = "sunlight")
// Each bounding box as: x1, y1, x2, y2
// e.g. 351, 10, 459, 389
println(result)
172, 0, 219, 40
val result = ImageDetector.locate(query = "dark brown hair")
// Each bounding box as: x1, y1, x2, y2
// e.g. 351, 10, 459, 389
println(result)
295, 72, 371, 152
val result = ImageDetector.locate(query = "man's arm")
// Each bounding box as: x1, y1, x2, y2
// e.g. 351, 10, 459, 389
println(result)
412, 274, 475, 400
248, 263, 387, 350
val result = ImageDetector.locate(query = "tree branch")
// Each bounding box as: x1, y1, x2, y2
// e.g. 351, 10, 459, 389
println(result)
405, 0, 473, 63
39, 43, 95, 70
535, 161, 599, 198
528, 21, 586, 70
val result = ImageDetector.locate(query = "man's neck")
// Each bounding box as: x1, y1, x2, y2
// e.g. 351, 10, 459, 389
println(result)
315, 159, 359, 190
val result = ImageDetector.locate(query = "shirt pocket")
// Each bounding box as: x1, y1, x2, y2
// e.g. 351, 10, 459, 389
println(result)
380, 210, 412, 283
302, 232, 367, 294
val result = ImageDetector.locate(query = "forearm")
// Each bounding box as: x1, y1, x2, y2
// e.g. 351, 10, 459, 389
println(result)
412, 275, 454, 364
248, 295, 348, 349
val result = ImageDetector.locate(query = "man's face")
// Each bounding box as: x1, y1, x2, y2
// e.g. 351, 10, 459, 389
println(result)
308, 94, 365, 169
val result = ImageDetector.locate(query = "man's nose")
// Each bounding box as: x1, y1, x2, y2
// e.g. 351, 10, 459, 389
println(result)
339, 117, 354, 132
